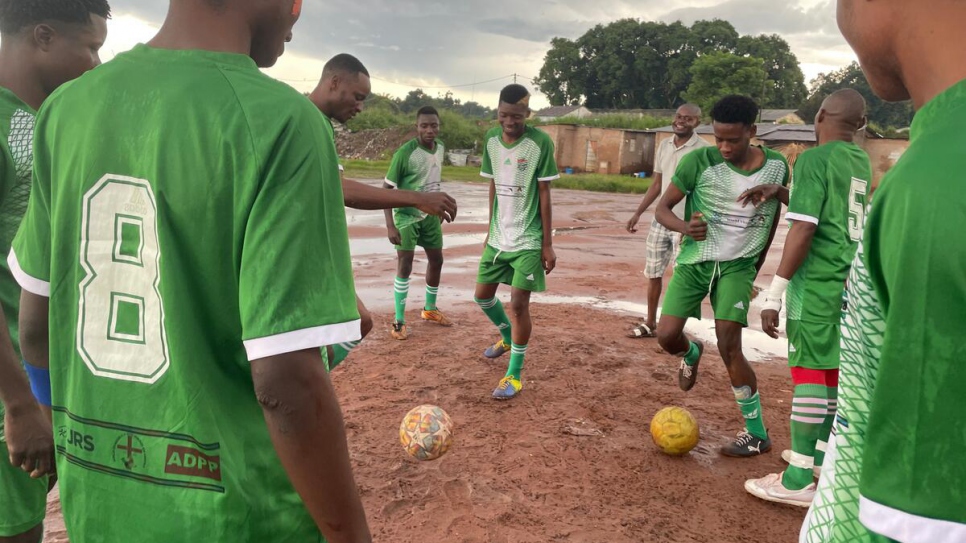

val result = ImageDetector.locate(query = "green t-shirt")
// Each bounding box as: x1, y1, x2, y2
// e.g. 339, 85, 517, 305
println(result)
785, 141, 872, 323
9, 45, 358, 543
0, 88, 36, 439
802, 79, 966, 543
672, 146, 789, 264
480, 125, 559, 252
385, 138, 445, 228
858, 79, 966, 537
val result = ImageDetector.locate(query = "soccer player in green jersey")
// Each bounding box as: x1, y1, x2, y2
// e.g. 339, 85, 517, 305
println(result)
309, 54, 456, 366
384, 106, 452, 340
8, 1, 371, 542
655, 95, 788, 457
798, 1, 966, 541
742, 89, 872, 507
475, 84, 558, 400
0, 2, 108, 542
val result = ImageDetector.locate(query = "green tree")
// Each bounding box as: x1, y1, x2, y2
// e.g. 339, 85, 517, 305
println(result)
684, 52, 769, 113
737, 34, 807, 107
799, 62, 913, 129
535, 19, 807, 110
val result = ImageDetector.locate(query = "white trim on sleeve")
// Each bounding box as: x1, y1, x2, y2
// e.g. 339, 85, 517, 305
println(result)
785, 212, 819, 225
859, 496, 966, 543
384, 178, 398, 188
538, 174, 560, 183
338, 164, 344, 172
480, 172, 495, 179
244, 319, 361, 361
7, 250, 50, 297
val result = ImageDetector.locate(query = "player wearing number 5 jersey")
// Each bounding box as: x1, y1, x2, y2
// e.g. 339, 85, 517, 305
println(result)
743, 89, 872, 508
8, 1, 371, 542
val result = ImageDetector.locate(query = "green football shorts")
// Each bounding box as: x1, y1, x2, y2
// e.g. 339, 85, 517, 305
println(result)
0, 438, 47, 537
395, 216, 443, 251
787, 319, 841, 370
661, 257, 757, 326
477, 245, 546, 292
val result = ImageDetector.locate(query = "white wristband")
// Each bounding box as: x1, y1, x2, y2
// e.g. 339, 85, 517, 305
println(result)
762, 276, 789, 312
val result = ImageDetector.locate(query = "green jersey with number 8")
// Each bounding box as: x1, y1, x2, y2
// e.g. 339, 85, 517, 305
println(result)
9, 45, 358, 543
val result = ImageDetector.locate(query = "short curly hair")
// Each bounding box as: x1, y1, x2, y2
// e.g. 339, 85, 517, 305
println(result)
710, 95, 759, 127
0, 0, 111, 36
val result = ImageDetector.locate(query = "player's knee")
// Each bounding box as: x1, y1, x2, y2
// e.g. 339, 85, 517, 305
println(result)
715, 335, 742, 364
508, 298, 529, 318
427, 251, 444, 267
0, 522, 43, 543
397, 258, 414, 278
656, 325, 678, 353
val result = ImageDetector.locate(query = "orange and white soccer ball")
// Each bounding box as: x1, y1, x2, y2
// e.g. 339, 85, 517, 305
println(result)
399, 405, 454, 461
650, 406, 700, 456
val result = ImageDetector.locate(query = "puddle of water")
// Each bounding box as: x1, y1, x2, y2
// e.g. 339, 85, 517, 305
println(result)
350, 232, 486, 257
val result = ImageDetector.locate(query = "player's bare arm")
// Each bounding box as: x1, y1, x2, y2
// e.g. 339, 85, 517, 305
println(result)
656, 184, 706, 241
382, 182, 402, 245
343, 178, 457, 222
626, 172, 663, 233
759, 221, 817, 338
538, 181, 556, 274
755, 210, 783, 276
0, 306, 53, 478
737, 184, 789, 208
252, 349, 371, 543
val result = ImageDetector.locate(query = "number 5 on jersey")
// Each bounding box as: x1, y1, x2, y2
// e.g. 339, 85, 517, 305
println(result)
78, 175, 170, 384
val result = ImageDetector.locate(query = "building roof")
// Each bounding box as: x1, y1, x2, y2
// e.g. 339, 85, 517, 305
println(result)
760, 109, 803, 122
535, 105, 586, 117
650, 124, 818, 143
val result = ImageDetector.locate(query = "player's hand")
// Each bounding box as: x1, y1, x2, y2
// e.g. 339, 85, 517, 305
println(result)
542, 245, 557, 274
387, 226, 402, 246
737, 184, 781, 208
414, 192, 457, 223
4, 405, 55, 478
626, 213, 642, 233
761, 309, 780, 339
686, 212, 707, 241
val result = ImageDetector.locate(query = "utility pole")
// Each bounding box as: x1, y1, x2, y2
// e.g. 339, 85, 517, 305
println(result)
513, 73, 518, 84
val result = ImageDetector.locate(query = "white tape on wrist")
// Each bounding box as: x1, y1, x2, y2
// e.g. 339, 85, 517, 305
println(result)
762, 276, 789, 313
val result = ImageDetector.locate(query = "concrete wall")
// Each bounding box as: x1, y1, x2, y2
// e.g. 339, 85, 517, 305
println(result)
539, 125, 654, 174
863, 138, 909, 182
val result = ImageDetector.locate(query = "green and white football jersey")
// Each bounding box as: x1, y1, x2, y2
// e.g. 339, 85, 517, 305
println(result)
672, 146, 789, 264
802, 79, 966, 543
786, 141, 872, 323
0, 89, 35, 438
9, 45, 358, 543
480, 125, 559, 252
385, 138, 445, 228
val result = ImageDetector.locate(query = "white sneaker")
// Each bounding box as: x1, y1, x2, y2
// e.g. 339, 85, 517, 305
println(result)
781, 449, 822, 478
745, 472, 816, 507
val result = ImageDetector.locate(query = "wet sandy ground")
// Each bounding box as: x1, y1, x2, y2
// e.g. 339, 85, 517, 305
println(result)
45, 179, 804, 542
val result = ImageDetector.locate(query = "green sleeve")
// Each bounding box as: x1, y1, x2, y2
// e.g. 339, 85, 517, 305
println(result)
536, 133, 560, 182
10, 111, 53, 295
239, 109, 359, 358
481, 135, 494, 179
385, 144, 408, 188
787, 152, 826, 224
671, 149, 702, 194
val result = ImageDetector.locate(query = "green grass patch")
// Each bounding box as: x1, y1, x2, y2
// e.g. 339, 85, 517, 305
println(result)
343, 159, 654, 194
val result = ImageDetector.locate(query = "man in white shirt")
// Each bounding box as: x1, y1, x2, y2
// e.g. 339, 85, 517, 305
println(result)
626, 104, 710, 338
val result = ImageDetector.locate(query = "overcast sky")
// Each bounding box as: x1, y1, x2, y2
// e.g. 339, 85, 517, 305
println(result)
101, 0, 858, 110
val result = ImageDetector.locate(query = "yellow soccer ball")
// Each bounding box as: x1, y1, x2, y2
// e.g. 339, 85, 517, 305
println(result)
650, 406, 700, 456
399, 405, 454, 461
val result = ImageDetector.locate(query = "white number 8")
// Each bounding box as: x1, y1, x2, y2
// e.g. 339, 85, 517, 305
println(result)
78, 175, 169, 383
